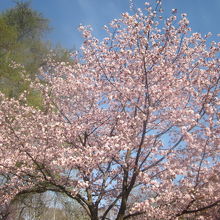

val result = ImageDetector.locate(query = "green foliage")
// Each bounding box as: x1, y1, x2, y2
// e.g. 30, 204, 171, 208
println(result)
1, 0, 51, 75
2, 1, 50, 41
0, 56, 28, 99
0, 1, 51, 106
0, 1, 73, 106
26, 89, 44, 109
0, 18, 17, 52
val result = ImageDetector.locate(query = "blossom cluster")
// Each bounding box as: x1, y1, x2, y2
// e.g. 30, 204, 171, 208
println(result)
0, 1, 220, 219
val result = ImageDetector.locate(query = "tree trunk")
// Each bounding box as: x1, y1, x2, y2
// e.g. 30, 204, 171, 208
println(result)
89, 206, 99, 220
116, 196, 127, 220
90, 213, 99, 220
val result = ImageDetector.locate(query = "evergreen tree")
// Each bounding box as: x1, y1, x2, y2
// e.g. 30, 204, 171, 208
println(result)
0, 1, 72, 107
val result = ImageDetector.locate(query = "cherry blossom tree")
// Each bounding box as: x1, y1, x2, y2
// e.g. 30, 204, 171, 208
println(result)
0, 1, 220, 219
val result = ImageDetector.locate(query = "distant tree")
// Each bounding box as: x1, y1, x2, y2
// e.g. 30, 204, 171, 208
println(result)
1, 0, 50, 75
0, 17, 25, 98
0, 1, 72, 106
2, 1, 50, 41
0, 1, 50, 104
7, 193, 46, 220
0, 18, 17, 53
7, 192, 89, 220
57, 193, 89, 220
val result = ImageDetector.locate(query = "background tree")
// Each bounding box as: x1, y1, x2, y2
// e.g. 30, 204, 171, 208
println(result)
7, 191, 89, 220
1, 0, 50, 74
0, 1, 72, 105
0, 1, 219, 220
0, 0, 50, 105
0, 17, 23, 98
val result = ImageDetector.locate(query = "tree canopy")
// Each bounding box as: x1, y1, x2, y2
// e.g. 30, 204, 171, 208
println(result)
0, 1, 220, 220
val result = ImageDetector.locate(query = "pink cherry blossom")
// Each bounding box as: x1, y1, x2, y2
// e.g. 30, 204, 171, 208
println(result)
0, 1, 220, 220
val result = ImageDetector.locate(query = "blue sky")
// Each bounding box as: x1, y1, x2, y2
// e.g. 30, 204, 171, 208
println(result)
1, 0, 220, 49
